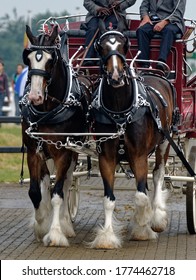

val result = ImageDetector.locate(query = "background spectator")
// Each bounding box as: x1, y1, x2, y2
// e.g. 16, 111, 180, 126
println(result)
0, 60, 10, 117
11, 63, 24, 116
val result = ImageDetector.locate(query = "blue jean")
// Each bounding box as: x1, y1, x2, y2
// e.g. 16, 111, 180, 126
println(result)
85, 15, 119, 58
136, 23, 181, 62
0, 93, 5, 116
14, 94, 21, 116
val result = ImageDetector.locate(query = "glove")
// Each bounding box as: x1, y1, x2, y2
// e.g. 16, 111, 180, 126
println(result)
97, 7, 111, 16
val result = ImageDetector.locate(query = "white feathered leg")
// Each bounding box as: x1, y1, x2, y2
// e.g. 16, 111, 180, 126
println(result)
151, 142, 169, 232
42, 156, 77, 246
61, 159, 76, 237
43, 193, 69, 246
131, 191, 157, 240
33, 174, 51, 242
90, 197, 122, 249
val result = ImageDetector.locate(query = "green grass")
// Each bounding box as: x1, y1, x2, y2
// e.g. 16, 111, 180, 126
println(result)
0, 124, 29, 182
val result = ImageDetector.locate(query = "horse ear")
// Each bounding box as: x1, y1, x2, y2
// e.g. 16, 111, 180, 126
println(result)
123, 36, 130, 54
94, 39, 102, 54
50, 25, 59, 43
26, 25, 37, 45
98, 19, 106, 34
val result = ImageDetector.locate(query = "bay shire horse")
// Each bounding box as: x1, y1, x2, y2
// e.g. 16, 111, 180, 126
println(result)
90, 25, 176, 248
21, 25, 88, 246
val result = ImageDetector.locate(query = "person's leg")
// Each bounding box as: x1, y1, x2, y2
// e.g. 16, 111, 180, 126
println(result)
84, 17, 99, 59
159, 24, 181, 62
84, 15, 119, 64
14, 94, 20, 116
0, 94, 4, 116
136, 23, 154, 65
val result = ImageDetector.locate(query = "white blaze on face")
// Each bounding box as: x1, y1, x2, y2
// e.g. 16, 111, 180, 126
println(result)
28, 51, 52, 105
106, 38, 121, 82
106, 38, 120, 68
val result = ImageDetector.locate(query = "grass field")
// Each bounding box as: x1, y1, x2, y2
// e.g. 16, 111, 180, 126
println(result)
0, 124, 29, 182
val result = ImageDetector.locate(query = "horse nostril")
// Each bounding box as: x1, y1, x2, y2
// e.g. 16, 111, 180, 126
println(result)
28, 91, 43, 105
111, 69, 119, 81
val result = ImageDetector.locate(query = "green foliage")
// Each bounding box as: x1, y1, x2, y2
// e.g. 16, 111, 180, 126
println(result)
0, 124, 29, 182
0, 8, 70, 78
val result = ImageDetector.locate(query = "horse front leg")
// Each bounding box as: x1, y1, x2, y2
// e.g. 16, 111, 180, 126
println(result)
43, 150, 75, 247
61, 155, 77, 237
151, 141, 170, 233
130, 156, 157, 240
90, 147, 122, 249
27, 151, 51, 242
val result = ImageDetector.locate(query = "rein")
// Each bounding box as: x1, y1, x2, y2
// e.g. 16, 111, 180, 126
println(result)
47, 93, 82, 107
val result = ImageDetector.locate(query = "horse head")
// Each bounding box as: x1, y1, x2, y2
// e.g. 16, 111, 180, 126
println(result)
22, 25, 60, 106
95, 21, 130, 88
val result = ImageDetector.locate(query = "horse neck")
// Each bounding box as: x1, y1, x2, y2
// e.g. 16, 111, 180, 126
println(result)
102, 80, 133, 112
49, 59, 68, 99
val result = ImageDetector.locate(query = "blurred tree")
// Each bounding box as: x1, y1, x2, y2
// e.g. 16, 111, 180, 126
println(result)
0, 8, 70, 78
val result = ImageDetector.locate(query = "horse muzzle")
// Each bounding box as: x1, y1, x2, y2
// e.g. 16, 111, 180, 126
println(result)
106, 67, 125, 88
109, 78, 125, 88
27, 91, 44, 106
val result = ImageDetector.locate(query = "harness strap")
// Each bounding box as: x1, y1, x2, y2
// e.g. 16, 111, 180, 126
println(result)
101, 50, 126, 65
143, 85, 194, 176
161, 129, 196, 177
28, 69, 51, 79
29, 103, 64, 128
19, 143, 26, 185
146, 85, 168, 107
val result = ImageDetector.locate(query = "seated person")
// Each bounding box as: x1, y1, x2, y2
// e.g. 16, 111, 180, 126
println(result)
136, 0, 186, 71
83, 0, 136, 66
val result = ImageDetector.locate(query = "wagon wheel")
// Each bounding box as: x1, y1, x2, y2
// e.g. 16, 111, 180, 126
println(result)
186, 145, 196, 234
68, 177, 80, 222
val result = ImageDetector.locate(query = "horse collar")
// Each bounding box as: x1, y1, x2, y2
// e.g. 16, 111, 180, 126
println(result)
92, 79, 148, 127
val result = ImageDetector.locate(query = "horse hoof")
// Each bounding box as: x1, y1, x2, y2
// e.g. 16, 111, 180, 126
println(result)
34, 220, 49, 242
61, 221, 76, 237
151, 226, 165, 233
67, 231, 76, 238
89, 226, 122, 249
43, 229, 69, 247
151, 218, 168, 233
151, 208, 168, 232
131, 231, 157, 241
131, 225, 158, 240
